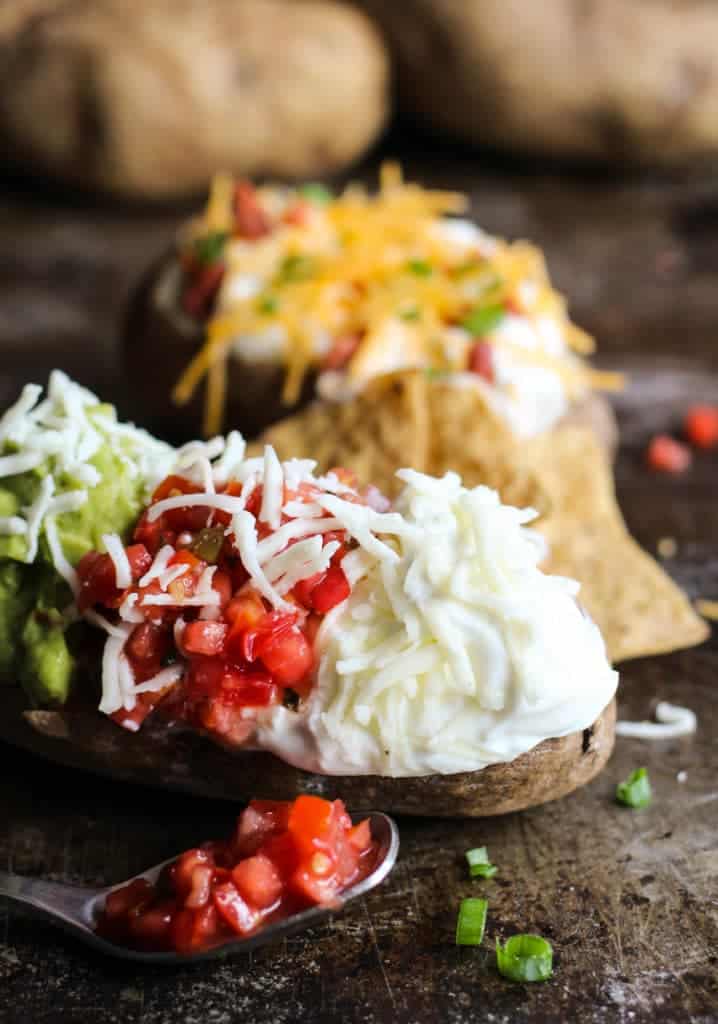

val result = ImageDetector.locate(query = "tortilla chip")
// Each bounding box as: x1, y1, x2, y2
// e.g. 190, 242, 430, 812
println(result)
257, 373, 708, 663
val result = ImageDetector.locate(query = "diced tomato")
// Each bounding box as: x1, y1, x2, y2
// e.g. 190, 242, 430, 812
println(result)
127, 901, 174, 949
95, 797, 377, 954
169, 549, 203, 571
76, 550, 118, 611
290, 859, 341, 908
103, 878, 154, 920
183, 621, 228, 657
254, 624, 313, 686
468, 340, 494, 382
347, 819, 372, 854
287, 795, 335, 858
310, 566, 350, 613
171, 903, 223, 953
127, 622, 169, 666
183, 262, 225, 320
646, 435, 692, 474
173, 848, 213, 901
322, 333, 361, 371
328, 466, 358, 489
283, 200, 312, 227
232, 854, 283, 910
185, 865, 214, 909
234, 801, 292, 858
226, 591, 266, 631
684, 405, 718, 449
233, 182, 271, 240
152, 475, 200, 502
213, 882, 260, 935
132, 512, 167, 556
207, 570, 230, 610
125, 544, 152, 580
292, 572, 322, 609
218, 670, 278, 709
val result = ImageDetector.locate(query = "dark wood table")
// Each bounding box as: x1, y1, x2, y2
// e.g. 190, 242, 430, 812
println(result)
1, 133, 717, 1023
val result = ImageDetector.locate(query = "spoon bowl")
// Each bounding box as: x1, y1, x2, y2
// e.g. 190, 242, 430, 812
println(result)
0, 811, 399, 964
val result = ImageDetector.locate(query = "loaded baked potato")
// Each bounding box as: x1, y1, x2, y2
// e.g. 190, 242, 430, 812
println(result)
123, 166, 621, 448
0, 373, 619, 816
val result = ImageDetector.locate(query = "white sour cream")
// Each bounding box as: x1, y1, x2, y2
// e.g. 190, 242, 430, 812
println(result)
255, 469, 618, 777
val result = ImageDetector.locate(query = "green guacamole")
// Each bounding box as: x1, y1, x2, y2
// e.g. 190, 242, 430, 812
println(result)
0, 395, 173, 706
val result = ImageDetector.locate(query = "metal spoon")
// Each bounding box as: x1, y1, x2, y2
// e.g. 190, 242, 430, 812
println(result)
0, 811, 399, 964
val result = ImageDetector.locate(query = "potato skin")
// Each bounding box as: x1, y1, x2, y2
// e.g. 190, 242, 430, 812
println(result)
356, 0, 718, 167
0, 0, 389, 198
1, 684, 615, 817
122, 250, 319, 442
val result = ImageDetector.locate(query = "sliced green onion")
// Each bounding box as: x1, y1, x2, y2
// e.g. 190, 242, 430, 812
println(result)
496, 934, 553, 982
462, 304, 505, 337
194, 230, 229, 266
616, 767, 652, 808
190, 526, 225, 564
399, 306, 421, 322
465, 846, 497, 879
257, 294, 279, 315
455, 898, 488, 946
278, 253, 316, 283
298, 183, 333, 205
406, 259, 433, 277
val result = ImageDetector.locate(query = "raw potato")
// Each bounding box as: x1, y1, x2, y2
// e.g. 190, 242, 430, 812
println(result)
356, 0, 718, 167
0, 686, 616, 817
0, 0, 389, 198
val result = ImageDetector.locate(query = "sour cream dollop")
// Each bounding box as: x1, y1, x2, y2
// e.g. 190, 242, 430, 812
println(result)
256, 469, 618, 777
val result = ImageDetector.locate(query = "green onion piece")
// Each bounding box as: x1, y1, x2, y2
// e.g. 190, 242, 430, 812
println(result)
616, 767, 652, 808
496, 934, 553, 982
462, 304, 505, 337
278, 253, 316, 283
455, 898, 488, 946
194, 230, 229, 266
190, 526, 225, 564
399, 306, 421, 322
298, 183, 333, 205
257, 294, 279, 315
406, 259, 433, 277
465, 847, 498, 879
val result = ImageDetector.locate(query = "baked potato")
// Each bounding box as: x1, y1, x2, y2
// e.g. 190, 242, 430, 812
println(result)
0, 0, 389, 198
356, 0, 718, 167
122, 168, 621, 445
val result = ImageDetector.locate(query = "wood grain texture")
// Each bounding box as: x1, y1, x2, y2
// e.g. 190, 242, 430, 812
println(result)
1, 131, 718, 1022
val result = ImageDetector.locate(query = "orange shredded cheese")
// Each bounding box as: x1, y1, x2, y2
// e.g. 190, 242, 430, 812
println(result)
173, 163, 619, 436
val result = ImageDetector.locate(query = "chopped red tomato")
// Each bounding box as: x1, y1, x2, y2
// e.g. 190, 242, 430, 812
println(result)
322, 333, 361, 371
684, 405, 718, 449
96, 797, 378, 954
468, 340, 494, 382
76, 551, 118, 611
182, 621, 228, 657
646, 435, 692, 474
233, 182, 271, 240
253, 623, 313, 686
183, 263, 225, 320
125, 544, 152, 580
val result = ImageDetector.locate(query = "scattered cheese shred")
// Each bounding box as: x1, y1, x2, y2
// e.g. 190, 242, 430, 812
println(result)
616, 702, 697, 740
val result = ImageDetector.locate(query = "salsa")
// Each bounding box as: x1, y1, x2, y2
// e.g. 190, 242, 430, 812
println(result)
76, 465, 363, 744
96, 796, 377, 954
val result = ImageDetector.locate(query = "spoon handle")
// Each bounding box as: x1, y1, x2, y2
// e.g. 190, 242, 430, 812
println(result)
0, 870, 93, 924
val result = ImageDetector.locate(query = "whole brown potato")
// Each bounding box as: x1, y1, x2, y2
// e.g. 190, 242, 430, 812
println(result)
0, 0, 389, 198
356, 0, 718, 167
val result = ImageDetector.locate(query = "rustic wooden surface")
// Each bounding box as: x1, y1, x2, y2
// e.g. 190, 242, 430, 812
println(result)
1, 132, 717, 1023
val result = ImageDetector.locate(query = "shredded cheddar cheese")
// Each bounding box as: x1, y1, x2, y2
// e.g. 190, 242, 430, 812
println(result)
174, 164, 622, 436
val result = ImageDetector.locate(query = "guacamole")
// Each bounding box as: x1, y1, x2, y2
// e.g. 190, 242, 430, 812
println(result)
0, 376, 174, 705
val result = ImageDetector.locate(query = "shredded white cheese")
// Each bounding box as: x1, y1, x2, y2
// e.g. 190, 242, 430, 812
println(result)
102, 533, 132, 589
616, 702, 697, 740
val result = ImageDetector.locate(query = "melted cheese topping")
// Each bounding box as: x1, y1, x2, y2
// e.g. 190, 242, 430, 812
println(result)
175, 165, 622, 436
